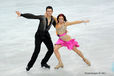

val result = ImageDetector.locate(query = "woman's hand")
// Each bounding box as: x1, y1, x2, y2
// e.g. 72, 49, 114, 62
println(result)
83, 20, 89, 23
16, 11, 21, 17
44, 12, 47, 17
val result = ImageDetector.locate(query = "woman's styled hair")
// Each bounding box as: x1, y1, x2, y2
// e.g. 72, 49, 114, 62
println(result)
57, 14, 67, 23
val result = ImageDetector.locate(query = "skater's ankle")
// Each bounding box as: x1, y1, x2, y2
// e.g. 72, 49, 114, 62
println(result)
59, 61, 62, 64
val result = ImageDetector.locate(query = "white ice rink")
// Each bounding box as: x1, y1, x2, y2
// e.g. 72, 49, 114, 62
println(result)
0, 0, 114, 76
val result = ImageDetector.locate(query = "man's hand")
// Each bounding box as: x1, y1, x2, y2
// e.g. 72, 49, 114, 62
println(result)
16, 11, 21, 17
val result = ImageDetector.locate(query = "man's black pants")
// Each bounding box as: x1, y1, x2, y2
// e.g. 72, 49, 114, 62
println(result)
27, 31, 54, 68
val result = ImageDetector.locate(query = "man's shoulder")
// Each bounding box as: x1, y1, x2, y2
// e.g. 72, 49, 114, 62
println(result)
52, 16, 57, 23
37, 15, 45, 19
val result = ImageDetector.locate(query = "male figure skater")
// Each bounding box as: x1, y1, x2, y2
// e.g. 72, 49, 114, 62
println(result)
16, 6, 57, 71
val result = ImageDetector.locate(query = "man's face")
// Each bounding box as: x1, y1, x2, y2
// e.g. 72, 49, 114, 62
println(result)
46, 9, 53, 17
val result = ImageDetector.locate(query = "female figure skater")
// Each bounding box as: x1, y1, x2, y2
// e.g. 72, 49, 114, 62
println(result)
54, 14, 91, 69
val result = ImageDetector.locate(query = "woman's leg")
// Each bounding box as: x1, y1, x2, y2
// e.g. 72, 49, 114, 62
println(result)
72, 46, 91, 66
54, 44, 64, 69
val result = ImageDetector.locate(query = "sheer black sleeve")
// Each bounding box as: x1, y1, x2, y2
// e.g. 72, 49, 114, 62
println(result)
52, 19, 56, 27
21, 13, 42, 19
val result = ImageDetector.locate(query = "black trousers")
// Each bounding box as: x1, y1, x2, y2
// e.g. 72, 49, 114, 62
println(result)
27, 31, 54, 68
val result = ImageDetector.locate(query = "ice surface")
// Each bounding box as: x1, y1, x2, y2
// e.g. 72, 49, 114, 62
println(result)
0, 0, 114, 76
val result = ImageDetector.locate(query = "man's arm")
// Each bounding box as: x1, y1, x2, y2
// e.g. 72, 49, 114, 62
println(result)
65, 20, 89, 26
16, 11, 42, 19
52, 16, 57, 27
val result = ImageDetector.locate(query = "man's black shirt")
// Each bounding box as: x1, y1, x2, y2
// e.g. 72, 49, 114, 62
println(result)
21, 13, 56, 33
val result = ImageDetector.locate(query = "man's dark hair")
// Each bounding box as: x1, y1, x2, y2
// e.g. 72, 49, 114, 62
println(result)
46, 6, 53, 11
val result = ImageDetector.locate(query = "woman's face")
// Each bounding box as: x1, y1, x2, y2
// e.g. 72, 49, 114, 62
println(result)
58, 16, 64, 23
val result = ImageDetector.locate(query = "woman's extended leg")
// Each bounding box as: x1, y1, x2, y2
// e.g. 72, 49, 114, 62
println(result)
54, 44, 64, 69
72, 46, 91, 66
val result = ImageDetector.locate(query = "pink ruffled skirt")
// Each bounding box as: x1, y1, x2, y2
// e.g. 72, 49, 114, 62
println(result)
55, 38, 80, 50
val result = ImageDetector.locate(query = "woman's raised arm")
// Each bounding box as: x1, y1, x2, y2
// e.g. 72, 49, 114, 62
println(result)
65, 20, 89, 26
